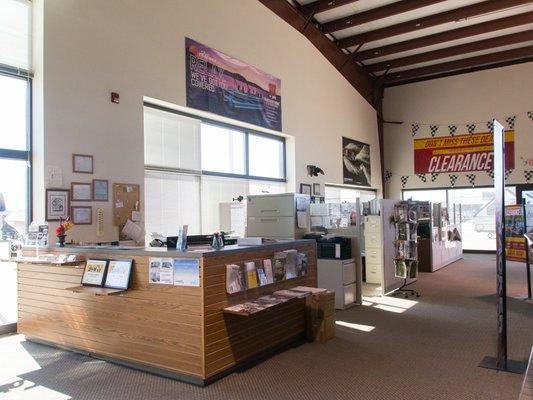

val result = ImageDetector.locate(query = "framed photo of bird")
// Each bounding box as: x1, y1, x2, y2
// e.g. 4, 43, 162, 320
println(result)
342, 137, 371, 187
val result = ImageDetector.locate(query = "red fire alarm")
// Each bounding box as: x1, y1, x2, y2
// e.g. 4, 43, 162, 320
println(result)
111, 92, 120, 104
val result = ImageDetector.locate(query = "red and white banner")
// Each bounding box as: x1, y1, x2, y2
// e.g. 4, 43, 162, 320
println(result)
413, 131, 515, 174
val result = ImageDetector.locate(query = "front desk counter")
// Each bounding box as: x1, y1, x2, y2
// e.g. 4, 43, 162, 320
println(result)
16, 240, 317, 386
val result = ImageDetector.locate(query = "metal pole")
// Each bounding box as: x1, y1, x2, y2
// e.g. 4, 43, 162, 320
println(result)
523, 201, 532, 299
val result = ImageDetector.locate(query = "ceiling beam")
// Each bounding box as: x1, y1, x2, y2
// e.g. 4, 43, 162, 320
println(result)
366, 30, 533, 73
352, 11, 533, 62
382, 45, 533, 84
257, 0, 378, 107
321, 0, 447, 34
337, 0, 533, 49
298, 0, 359, 18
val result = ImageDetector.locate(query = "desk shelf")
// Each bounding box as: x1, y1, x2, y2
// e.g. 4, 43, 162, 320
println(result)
66, 285, 125, 296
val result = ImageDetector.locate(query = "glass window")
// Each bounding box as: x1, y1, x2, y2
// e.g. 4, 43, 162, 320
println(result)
0, 0, 32, 72
144, 171, 201, 241
0, 74, 28, 150
325, 185, 377, 203
201, 123, 245, 175
144, 107, 201, 171
248, 134, 284, 179
403, 189, 447, 203
0, 159, 28, 239
448, 187, 515, 251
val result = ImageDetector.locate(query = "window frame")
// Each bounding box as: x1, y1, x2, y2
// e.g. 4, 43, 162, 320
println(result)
144, 102, 287, 183
0, 69, 32, 225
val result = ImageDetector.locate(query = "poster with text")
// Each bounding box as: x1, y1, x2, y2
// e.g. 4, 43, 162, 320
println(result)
173, 258, 200, 287
342, 137, 371, 187
414, 131, 515, 174
185, 37, 282, 131
504, 205, 526, 262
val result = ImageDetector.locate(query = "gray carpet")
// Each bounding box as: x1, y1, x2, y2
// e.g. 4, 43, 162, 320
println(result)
1, 254, 532, 400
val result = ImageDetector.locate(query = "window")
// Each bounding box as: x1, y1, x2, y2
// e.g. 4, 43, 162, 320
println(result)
0, 0, 32, 73
248, 133, 285, 180
325, 185, 377, 203
201, 124, 245, 175
143, 104, 287, 237
402, 186, 516, 251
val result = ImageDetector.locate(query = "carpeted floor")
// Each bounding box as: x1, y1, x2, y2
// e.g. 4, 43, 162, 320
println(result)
0, 254, 532, 400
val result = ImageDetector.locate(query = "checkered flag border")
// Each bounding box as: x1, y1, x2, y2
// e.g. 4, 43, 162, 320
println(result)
448, 125, 457, 137
506, 115, 516, 130
467, 123, 476, 134
384, 170, 393, 182
486, 170, 494, 179
430, 125, 439, 137
505, 169, 513, 181
449, 174, 459, 187
527, 111, 533, 122
431, 172, 439, 182
411, 123, 420, 137
466, 173, 476, 187
400, 175, 409, 188
416, 173, 427, 183
525, 170, 533, 183
486, 120, 494, 132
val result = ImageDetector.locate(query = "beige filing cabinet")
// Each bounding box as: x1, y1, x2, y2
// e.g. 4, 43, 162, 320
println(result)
246, 193, 310, 239
317, 258, 356, 309
364, 215, 383, 284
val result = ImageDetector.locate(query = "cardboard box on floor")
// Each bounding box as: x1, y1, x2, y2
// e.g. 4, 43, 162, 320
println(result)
306, 291, 335, 342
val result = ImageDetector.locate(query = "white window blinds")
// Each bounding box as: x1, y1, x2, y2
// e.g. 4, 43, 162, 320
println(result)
144, 107, 201, 172
0, 0, 32, 72
144, 170, 201, 240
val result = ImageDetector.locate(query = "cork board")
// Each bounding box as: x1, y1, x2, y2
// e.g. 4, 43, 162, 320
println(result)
113, 183, 140, 226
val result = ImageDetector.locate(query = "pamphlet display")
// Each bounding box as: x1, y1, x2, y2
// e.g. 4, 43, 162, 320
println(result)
393, 201, 420, 297
225, 249, 309, 294
104, 259, 134, 290
82, 259, 108, 286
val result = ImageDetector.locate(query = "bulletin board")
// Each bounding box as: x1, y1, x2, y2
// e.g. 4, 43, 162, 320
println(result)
113, 183, 140, 227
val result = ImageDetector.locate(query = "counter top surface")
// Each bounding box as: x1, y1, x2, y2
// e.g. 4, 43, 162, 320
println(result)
19, 239, 316, 259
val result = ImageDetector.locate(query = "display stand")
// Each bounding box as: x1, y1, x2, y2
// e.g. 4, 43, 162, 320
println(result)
392, 200, 420, 298
479, 119, 526, 374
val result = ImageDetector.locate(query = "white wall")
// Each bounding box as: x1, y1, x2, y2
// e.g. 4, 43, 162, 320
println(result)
33, 0, 380, 242
383, 62, 533, 199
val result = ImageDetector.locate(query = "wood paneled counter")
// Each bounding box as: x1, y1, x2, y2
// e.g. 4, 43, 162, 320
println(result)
16, 240, 317, 385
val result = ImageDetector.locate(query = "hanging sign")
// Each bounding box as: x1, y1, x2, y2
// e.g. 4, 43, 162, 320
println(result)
185, 37, 282, 131
413, 131, 514, 174
504, 205, 526, 262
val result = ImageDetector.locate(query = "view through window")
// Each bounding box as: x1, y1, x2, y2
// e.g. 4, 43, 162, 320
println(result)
403, 187, 516, 251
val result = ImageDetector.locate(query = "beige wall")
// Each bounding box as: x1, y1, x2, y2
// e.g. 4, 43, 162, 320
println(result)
34, 0, 380, 242
383, 62, 533, 199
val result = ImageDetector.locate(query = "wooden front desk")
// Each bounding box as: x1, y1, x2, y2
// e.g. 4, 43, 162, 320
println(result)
16, 240, 317, 385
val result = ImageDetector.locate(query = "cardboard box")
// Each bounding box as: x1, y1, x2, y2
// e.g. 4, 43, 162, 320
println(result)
306, 291, 335, 342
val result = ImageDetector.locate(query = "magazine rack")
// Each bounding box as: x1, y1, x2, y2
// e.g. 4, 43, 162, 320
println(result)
392, 201, 420, 298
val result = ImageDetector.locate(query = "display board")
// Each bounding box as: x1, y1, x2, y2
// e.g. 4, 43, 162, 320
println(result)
113, 183, 140, 226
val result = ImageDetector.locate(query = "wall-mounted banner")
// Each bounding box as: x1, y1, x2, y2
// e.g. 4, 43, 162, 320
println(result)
414, 131, 515, 174
504, 205, 526, 262
185, 38, 282, 131
342, 137, 371, 187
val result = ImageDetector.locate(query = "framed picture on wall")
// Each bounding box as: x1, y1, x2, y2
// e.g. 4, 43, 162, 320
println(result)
92, 179, 109, 201
45, 189, 70, 221
342, 137, 371, 187
300, 183, 312, 195
72, 206, 92, 225
72, 154, 93, 174
313, 183, 321, 196
71, 182, 92, 201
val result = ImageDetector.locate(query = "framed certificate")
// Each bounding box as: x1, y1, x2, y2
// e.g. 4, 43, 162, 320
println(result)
104, 259, 134, 290
81, 259, 108, 286
73, 154, 93, 174
71, 182, 92, 201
